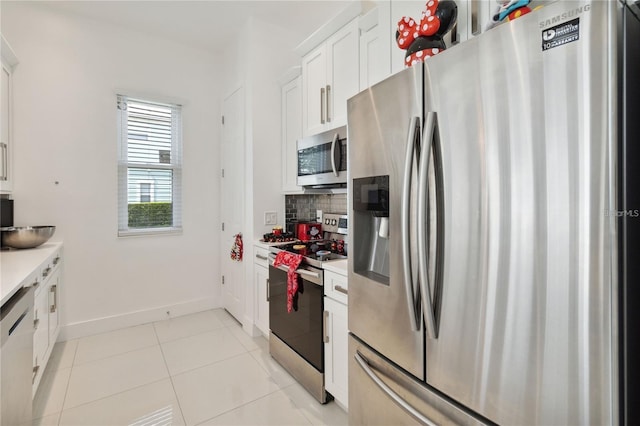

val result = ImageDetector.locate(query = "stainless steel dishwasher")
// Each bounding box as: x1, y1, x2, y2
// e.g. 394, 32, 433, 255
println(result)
1, 286, 34, 426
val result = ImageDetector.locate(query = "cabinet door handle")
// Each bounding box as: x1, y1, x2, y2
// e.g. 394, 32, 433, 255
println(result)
42, 267, 51, 279
34, 318, 40, 330
325, 85, 331, 122
266, 278, 270, 302
32, 364, 40, 384
323, 310, 330, 343
320, 87, 326, 124
471, 0, 480, 36
50, 284, 57, 313
0, 143, 7, 181
334, 285, 348, 295
255, 254, 268, 261
53, 256, 61, 266
31, 279, 40, 289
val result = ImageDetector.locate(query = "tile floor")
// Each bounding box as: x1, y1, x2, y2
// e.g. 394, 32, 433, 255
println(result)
33, 309, 348, 426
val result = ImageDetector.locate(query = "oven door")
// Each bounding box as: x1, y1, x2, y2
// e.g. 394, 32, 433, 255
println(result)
297, 126, 347, 187
269, 261, 324, 372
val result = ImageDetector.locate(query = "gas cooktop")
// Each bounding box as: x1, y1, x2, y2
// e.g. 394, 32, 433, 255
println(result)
270, 239, 346, 268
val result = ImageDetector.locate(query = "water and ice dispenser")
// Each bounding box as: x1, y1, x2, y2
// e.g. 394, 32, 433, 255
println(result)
352, 175, 390, 285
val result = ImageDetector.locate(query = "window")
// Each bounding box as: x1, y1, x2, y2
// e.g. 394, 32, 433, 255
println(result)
139, 182, 152, 203
117, 95, 182, 235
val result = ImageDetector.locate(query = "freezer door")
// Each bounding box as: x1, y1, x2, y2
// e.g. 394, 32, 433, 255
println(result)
347, 66, 425, 379
349, 334, 488, 426
421, 1, 616, 425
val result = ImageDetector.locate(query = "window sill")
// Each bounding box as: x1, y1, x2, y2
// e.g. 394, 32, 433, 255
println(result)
118, 227, 183, 238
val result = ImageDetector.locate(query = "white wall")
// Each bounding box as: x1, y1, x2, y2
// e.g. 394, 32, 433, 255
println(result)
247, 18, 300, 240
220, 17, 299, 333
221, 18, 297, 243
2, 2, 222, 339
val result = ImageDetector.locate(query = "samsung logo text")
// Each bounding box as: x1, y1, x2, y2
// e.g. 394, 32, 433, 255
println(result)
539, 4, 591, 29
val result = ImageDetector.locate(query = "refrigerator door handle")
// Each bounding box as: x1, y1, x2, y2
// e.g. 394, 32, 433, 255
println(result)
355, 351, 437, 426
330, 132, 340, 177
402, 116, 422, 332
418, 111, 438, 339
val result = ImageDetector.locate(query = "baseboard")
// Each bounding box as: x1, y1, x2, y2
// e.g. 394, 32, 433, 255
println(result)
58, 297, 219, 341
243, 314, 262, 337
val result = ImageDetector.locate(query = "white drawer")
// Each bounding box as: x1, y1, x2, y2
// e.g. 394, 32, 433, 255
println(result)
30, 247, 62, 297
324, 270, 348, 304
24, 269, 42, 296
37, 248, 62, 286
254, 245, 269, 268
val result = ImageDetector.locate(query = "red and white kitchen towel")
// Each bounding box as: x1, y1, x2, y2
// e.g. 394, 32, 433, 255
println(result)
273, 251, 303, 313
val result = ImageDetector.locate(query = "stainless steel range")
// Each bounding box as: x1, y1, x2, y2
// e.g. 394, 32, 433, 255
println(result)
268, 213, 347, 404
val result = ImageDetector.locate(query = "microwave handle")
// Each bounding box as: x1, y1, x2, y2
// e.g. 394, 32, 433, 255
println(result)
330, 132, 340, 177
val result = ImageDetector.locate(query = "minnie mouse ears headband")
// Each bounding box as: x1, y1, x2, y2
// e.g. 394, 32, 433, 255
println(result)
396, 0, 458, 66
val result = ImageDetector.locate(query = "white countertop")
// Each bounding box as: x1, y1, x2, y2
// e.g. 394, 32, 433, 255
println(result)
256, 239, 348, 275
254, 240, 271, 250
255, 239, 299, 248
322, 258, 348, 276
1, 242, 63, 306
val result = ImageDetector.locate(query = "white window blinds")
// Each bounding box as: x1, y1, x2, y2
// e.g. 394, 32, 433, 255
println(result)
117, 95, 182, 235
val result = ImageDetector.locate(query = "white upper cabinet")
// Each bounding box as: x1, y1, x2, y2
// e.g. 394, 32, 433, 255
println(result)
302, 46, 327, 136
359, 4, 392, 91
467, 0, 500, 39
280, 67, 304, 194
1, 35, 18, 194
325, 19, 360, 131
1, 66, 10, 191
302, 19, 360, 136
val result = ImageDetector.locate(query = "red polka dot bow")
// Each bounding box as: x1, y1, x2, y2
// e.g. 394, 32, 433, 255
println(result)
395, 0, 458, 67
397, 0, 441, 50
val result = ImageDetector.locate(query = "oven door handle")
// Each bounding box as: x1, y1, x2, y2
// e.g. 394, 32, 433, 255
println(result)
272, 263, 321, 280
294, 268, 320, 279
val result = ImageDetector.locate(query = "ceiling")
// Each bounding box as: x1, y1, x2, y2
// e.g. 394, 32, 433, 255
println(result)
37, 1, 355, 54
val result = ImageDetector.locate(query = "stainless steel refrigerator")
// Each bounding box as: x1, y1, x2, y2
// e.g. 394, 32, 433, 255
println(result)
347, 1, 640, 425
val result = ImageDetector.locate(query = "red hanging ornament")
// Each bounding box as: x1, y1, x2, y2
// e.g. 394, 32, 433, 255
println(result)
230, 233, 243, 261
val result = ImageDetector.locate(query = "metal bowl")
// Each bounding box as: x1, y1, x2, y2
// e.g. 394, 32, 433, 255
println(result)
316, 250, 331, 260
1, 226, 56, 249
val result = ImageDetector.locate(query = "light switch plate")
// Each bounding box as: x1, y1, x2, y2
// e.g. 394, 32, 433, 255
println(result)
264, 211, 277, 226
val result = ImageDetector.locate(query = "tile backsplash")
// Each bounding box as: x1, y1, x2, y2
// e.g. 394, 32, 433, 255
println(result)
285, 194, 347, 226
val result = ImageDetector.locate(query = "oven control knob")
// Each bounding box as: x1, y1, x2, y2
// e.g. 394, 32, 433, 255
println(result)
331, 219, 337, 226
325, 219, 330, 225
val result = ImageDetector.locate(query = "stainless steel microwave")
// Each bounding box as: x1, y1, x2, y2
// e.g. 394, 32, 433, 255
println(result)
297, 125, 347, 188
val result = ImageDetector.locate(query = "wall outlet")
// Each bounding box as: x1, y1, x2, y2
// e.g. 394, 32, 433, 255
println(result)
264, 211, 277, 226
